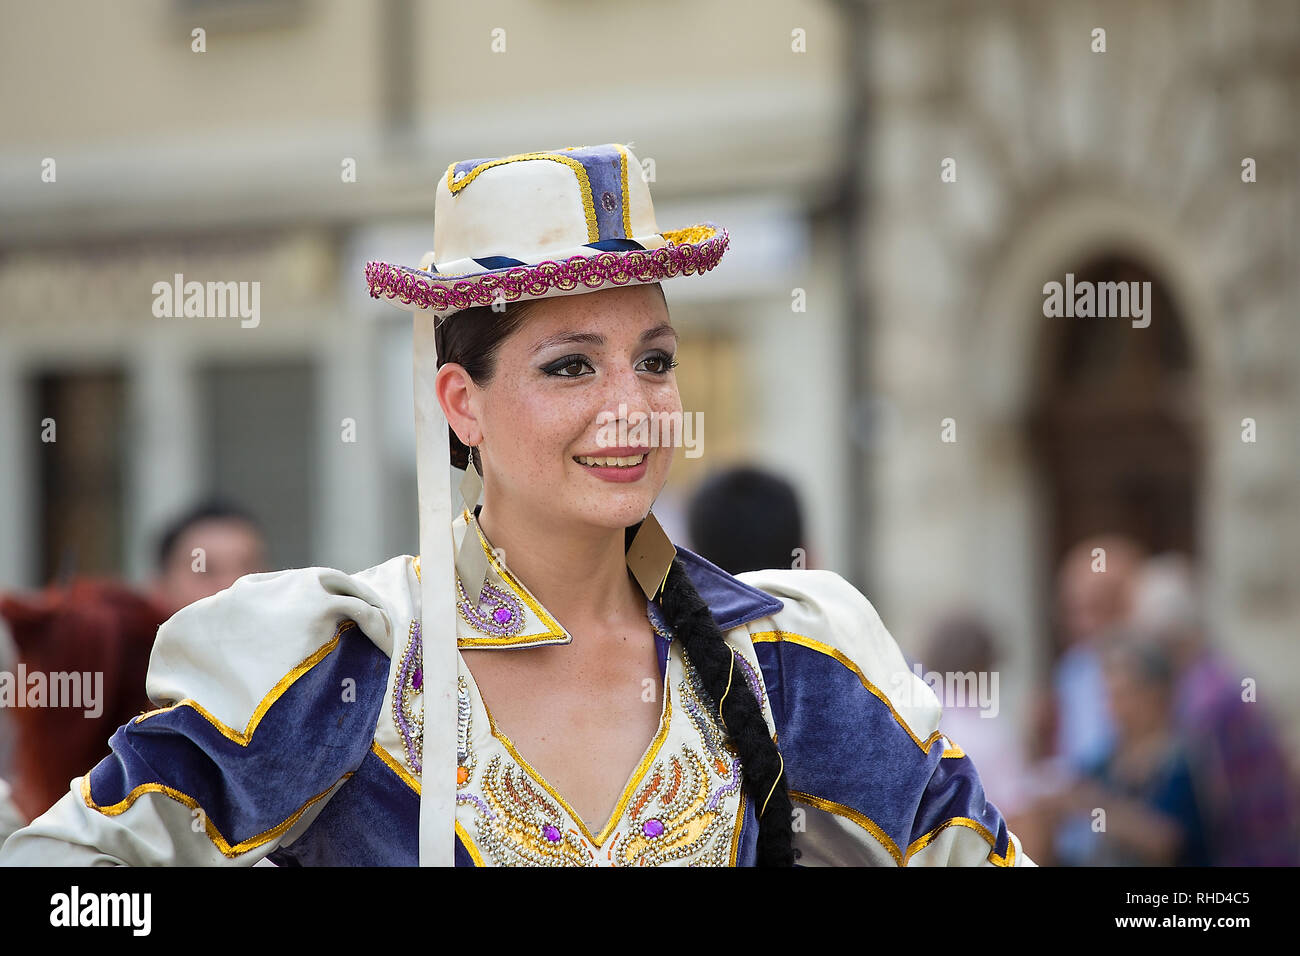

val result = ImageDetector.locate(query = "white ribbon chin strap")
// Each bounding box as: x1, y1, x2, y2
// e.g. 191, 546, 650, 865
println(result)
413, 312, 456, 866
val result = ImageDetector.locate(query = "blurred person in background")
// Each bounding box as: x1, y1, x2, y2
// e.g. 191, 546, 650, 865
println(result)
1045, 638, 1209, 866
0, 580, 167, 822
149, 500, 268, 617
687, 466, 806, 574
1046, 535, 1146, 773
1129, 553, 1300, 865
0, 500, 266, 828
1027, 534, 1145, 864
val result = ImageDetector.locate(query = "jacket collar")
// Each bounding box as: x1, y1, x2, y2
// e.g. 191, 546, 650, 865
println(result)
423, 509, 782, 649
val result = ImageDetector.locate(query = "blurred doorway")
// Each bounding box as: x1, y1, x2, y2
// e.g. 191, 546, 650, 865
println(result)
1028, 255, 1202, 572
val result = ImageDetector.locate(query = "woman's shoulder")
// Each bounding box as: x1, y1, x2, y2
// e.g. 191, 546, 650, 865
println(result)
0, 556, 421, 866
145, 554, 417, 742
732, 567, 941, 734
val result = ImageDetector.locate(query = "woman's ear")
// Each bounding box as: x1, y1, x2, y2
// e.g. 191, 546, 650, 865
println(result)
434, 362, 481, 446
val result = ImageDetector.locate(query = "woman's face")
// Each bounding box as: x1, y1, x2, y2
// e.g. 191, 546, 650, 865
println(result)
458, 284, 682, 532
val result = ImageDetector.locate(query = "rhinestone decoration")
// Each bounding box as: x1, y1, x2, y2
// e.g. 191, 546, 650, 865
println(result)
393, 621, 424, 776
457, 577, 527, 639
456, 636, 743, 867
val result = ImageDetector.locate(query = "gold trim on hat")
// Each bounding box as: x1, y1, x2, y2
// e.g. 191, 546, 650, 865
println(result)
616, 143, 633, 239
445, 151, 599, 243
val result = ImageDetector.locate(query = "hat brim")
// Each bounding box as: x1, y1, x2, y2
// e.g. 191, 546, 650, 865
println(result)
366, 221, 729, 316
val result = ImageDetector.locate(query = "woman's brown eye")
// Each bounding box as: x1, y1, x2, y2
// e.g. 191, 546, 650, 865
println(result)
640, 354, 675, 374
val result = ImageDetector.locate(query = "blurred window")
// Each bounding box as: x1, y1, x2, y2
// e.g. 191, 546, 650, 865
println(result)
200, 361, 315, 570
33, 370, 127, 583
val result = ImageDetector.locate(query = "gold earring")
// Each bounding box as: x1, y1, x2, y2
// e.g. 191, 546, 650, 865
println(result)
626, 510, 676, 601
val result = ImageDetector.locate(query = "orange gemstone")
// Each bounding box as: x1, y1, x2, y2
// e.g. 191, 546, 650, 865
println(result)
714, 758, 728, 775
457, 765, 470, 785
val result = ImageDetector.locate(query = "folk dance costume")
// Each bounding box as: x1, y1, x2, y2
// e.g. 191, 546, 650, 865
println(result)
0, 144, 1032, 867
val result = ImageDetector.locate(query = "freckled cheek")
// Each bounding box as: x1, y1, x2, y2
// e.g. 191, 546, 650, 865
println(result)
490, 388, 591, 470
652, 388, 683, 417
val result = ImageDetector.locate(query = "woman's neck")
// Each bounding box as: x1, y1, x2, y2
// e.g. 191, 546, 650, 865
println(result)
474, 499, 646, 636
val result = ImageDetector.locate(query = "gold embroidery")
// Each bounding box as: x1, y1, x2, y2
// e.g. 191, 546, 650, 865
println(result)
457, 645, 745, 866
661, 224, 718, 246
471, 754, 598, 866
444, 152, 599, 243
750, 630, 947, 753
133, 621, 357, 746
478, 685, 672, 847
616, 143, 633, 238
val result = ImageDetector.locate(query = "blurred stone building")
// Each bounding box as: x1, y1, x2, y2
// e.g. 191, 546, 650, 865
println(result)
0, 0, 1296, 762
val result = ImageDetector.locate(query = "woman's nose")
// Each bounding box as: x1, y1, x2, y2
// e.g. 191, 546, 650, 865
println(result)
597, 362, 656, 416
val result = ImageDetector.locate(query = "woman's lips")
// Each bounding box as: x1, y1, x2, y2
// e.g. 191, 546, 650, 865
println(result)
573, 449, 649, 482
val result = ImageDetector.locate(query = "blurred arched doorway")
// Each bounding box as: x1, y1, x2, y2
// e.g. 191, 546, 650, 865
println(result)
1028, 255, 1202, 575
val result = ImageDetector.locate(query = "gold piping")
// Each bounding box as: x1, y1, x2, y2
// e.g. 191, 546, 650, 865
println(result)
372, 740, 421, 794
456, 821, 486, 867
718, 652, 735, 727
374, 741, 488, 866
80, 772, 350, 858
616, 144, 633, 239
749, 630, 946, 753
904, 816, 1016, 867
728, 790, 747, 866
133, 621, 357, 746
444, 152, 599, 243
760, 752, 785, 818
788, 789, 904, 865
456, 508, 570, 647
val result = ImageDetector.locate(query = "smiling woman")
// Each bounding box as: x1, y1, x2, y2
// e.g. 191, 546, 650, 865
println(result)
0, 144, 1033, 868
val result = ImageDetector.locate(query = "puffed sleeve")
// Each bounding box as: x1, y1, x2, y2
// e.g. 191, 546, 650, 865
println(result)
735, 568, 1035, 867
0, 565, 397, 866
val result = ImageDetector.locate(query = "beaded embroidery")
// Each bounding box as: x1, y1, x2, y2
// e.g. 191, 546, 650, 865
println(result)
456, 676, 475, 786
456, 576, 527, 640
456, 636, 743, 867
393, 621, 424, 776
365, 227, 728, 314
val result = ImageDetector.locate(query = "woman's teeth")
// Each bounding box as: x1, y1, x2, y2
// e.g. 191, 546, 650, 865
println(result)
576, 454, 647, 467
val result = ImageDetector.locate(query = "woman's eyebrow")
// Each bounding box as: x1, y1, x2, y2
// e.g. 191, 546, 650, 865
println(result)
530, 330, 604, 354
530, 324, 678, 354
640, 323, 678, 344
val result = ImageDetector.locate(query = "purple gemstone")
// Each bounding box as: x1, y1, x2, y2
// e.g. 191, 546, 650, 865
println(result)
642, 819, 665, 838
412, 666, 422, 691
542, 825, 562, 843
493, 606, 514, 625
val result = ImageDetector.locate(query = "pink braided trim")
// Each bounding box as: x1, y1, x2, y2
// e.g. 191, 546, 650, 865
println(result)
365, 227, 729, 312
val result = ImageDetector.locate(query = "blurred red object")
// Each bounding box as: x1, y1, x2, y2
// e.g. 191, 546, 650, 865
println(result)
1, 579, 167, 821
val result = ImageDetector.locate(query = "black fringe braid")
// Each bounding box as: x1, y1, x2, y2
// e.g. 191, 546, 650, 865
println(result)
658, 556, 795, 866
